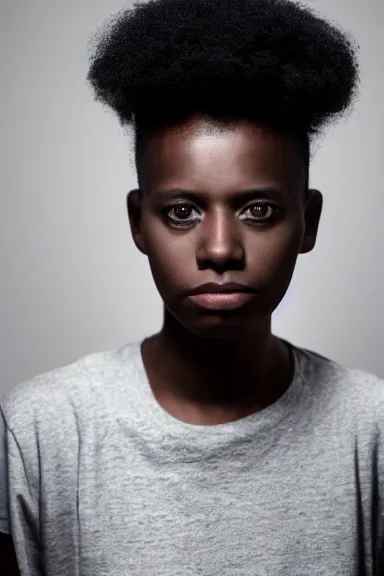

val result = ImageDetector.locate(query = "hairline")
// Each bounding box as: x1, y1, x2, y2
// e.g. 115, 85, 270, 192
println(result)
134, 117, 310, 198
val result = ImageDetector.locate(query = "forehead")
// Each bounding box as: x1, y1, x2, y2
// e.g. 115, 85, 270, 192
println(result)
141, 117, 306, 194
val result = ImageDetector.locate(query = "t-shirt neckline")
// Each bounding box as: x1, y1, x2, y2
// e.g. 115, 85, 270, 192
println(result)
129, 337, 306, 435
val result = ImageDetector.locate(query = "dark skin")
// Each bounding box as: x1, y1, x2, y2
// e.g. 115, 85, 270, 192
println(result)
127, 115, 323, 425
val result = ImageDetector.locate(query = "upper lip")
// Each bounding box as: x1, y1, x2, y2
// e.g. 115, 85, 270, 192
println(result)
189, 282, 256, 295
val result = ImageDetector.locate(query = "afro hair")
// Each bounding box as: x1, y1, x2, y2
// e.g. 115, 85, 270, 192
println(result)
87, 0, 360, 178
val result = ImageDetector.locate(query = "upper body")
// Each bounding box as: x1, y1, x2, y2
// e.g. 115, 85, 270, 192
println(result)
1, 338, 384, 576
2, 0, 374, 574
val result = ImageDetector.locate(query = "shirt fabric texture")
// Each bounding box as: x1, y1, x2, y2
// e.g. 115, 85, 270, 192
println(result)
0, 339, 383, 576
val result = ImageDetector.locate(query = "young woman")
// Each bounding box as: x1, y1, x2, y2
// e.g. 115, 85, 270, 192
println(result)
1, 0, 383, 574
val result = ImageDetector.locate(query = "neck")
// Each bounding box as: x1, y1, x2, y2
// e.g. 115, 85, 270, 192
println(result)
141, 306, 292, 415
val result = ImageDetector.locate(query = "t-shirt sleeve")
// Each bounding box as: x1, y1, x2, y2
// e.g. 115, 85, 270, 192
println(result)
0, 405, 10, 534
378, 404, 384, 574
0, 394, 44, 575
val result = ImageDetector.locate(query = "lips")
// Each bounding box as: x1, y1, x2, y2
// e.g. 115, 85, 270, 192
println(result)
188, 291, 255, 311
189, 282, 257, 296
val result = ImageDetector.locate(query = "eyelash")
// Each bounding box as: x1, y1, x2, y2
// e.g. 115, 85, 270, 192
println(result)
163, 202, 279, 227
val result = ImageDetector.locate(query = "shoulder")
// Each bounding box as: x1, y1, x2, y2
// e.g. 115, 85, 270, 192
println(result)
295, 344, 384, 433
0, 343, 136, 433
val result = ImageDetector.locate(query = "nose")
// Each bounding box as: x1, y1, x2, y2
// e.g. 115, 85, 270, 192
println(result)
196, 208, 245, 269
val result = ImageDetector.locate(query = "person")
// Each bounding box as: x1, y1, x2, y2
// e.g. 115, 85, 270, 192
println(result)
0, 0, 383, 574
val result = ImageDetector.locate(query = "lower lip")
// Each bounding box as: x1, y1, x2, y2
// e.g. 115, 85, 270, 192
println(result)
188, 292, 254, 310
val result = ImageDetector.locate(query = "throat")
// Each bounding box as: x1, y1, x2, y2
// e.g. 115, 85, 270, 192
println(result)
140, 334, 294, 426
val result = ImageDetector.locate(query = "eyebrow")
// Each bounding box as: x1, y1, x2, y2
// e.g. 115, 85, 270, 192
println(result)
155, 187, 286, 203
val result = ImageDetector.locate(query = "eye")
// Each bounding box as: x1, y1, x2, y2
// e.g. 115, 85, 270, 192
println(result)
166, 204, 198, 226
165, 202, 277, 226
240, 203, 275, 222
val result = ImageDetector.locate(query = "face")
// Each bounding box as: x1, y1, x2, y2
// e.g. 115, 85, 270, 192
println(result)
128, 116, 322, 340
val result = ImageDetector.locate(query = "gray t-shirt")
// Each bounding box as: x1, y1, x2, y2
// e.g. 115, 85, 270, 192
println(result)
0, 339, 383, 576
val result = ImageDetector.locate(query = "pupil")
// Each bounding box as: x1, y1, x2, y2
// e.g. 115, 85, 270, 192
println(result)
175, 206, 189, 219
252, 205, 266, 215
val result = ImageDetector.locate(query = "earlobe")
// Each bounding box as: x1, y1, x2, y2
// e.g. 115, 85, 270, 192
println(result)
300, 189, 323, 254
127, 188, 148, 255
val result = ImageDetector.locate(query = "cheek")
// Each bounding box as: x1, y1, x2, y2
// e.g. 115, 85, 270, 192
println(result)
244, 219, 304, 280
246, 226, 304, 315
143, 219, 192, 292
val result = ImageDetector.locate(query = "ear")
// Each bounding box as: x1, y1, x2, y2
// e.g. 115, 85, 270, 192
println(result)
126, 188, 148, 255
300, 189, 323, 254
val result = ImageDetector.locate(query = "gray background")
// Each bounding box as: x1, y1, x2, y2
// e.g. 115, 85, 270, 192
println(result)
1, 0, 383, 398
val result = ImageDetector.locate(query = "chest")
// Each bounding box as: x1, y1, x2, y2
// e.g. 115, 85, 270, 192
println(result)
40, 432, 364, 576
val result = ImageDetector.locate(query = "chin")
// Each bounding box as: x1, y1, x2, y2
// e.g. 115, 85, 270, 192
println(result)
163, 295, 275, 341
179, 314, 262, 340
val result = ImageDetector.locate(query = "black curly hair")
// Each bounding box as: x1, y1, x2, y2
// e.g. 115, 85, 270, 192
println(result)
87, 0, 360, 192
